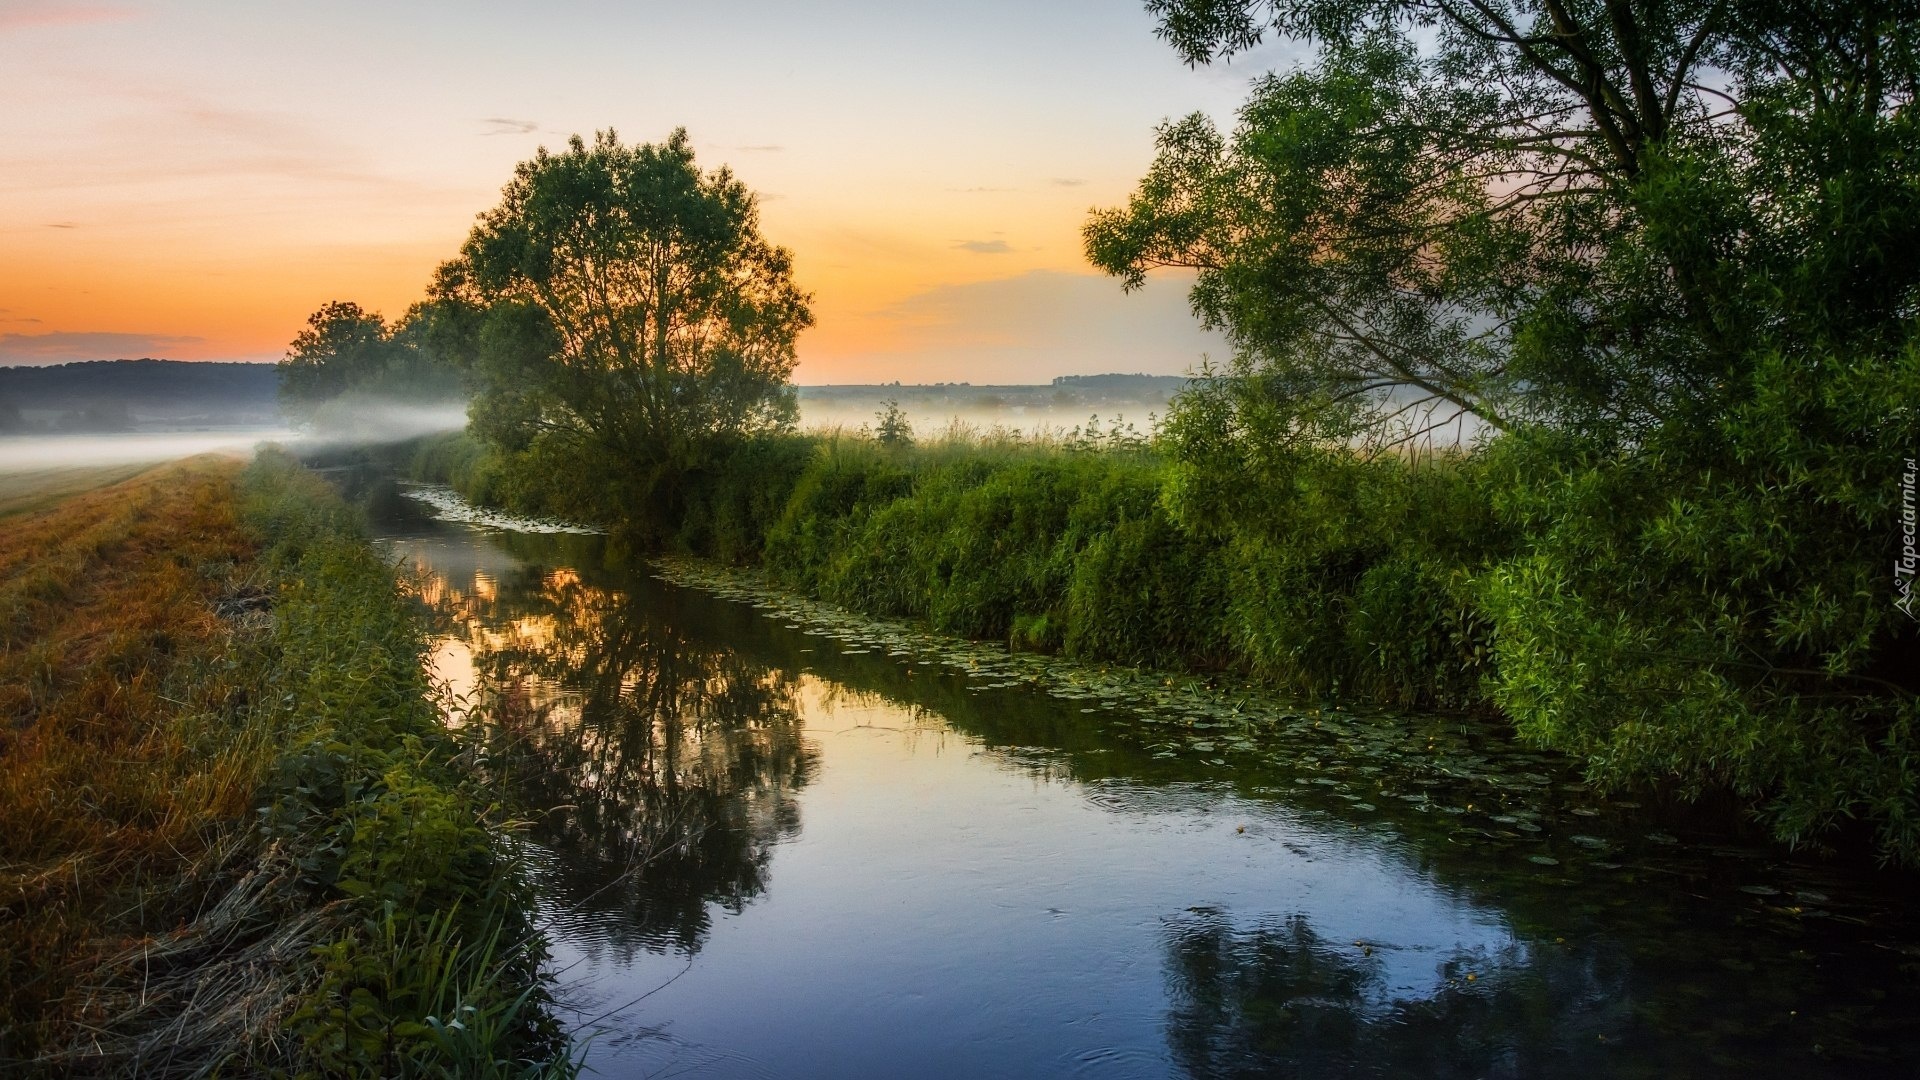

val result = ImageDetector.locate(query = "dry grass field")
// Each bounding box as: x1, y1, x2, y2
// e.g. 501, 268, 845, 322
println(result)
0, 458, 268, 1060
0, 463, 157, 520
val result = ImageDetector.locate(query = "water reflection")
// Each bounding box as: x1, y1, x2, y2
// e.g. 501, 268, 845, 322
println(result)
367, 484, 1920, 1080
1162, 911, 1637, 1079
409, 535, 816, 959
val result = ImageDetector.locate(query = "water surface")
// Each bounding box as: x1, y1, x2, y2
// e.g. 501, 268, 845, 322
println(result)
371, 483, 1920, 1080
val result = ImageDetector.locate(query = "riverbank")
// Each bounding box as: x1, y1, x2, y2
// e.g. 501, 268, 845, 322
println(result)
368, 478, 1920, 1077
405, 424, 1919, 867
0, 452, 569, 1077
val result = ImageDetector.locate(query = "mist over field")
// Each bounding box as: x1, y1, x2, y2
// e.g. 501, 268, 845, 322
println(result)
795, 373, 1191, 437
0, 430, 296, 473
0, 359, 473, 473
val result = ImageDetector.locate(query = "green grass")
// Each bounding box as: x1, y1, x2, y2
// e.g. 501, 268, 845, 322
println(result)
0, 451, 573, 1077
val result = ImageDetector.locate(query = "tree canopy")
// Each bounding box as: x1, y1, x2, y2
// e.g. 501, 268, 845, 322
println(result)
1083, 1, 1920, 860
436, 128, 812, 496
277, 300, 464, 419
1088, 0, 1920, 449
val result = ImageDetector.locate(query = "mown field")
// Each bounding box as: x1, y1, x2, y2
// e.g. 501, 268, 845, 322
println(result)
0, 463, 159, 519
0, 453, 569, 1078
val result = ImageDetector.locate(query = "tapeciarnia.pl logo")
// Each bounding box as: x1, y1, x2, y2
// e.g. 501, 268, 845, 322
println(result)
1899, 457, 1917, 620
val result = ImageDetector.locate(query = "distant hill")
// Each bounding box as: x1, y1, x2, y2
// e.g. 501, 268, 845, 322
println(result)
0, 359, 282, 433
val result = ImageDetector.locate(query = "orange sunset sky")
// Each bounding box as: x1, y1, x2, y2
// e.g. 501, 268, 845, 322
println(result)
0, 0, 1295, 382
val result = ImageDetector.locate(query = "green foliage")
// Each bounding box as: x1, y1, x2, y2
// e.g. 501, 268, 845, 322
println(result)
673, 433, 818, 563
240, 449, 571, 1077
410, 430, 514, 510
278, 301, 464, 420
1479, 338, 1920, 860
1108, 2, 1920, 446
872, 399, 914, 447
744, 428, 1479, 687
436, 128, 812, 537
1066, 0, 1920, 863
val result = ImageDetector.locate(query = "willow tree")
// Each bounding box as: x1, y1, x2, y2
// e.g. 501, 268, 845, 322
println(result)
1094, 2, 1920, 860
1089, 0, 1920, 450
437, 129, 812, 517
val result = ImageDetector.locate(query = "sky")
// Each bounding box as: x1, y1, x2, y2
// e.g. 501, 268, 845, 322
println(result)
0, 0, 1296, 383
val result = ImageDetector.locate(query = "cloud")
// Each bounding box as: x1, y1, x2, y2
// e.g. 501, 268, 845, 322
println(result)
45, 221, 77, 228
0, 3, 133, 32
947, 186, 1016, 194
954, 239, 1011, 254
0, 331, 207, 366
479, 117, 539, 136
1049, 178, 1088, 187
734, 144, 784, 152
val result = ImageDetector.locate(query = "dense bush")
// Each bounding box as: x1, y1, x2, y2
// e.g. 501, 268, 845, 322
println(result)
1480, 340, 1920, 861
729, 428, 1486, 700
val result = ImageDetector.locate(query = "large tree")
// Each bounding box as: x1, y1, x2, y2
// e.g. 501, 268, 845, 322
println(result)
1094, 2, 1920, 859
437, 128, 812, 504
1087, 0, 1920, 448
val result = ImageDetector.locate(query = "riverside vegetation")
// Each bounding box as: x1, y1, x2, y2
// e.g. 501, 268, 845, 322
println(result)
0, 452, 569, 1078
296, 0, 1920, 871
405, 391, 1919, 869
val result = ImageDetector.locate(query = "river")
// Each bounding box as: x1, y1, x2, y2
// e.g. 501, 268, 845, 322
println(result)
368, 479, 1920, 1080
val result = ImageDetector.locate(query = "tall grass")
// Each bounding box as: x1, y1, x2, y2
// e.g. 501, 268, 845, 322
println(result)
410, 423, 1497, 708
0, 453, 572, 1077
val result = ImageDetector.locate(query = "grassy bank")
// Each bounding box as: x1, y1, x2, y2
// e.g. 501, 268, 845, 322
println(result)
413, 417, 1919, 866
0, 452, 568, 1077
411, 427, 1495, 708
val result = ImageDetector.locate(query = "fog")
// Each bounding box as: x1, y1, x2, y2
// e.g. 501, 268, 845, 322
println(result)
797, 401, 1166, 439
298, 398, 469, 447
0, 398, 468, 474
795, 375, 1191, 440
0, 430, 298, 472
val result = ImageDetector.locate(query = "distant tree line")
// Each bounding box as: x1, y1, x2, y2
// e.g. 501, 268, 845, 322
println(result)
0, 359, 280, 433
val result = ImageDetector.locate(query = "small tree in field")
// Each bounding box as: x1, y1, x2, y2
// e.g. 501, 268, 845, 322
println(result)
873, 399, 914, 447
437, 128, 813, 516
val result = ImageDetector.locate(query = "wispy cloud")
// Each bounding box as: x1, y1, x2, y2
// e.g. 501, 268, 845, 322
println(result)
954, 239, 1011, 254
734, 144, 784, 152
1049, 178, 1087, 187
0, 330, 205, 366
45, 221, 77, 229
479, 117, 539, 136
0, 3, 134, 32
0, 89, 434, 196
947, 186, 1017, 194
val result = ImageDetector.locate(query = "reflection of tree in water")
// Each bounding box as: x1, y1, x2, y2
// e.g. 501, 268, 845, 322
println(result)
440, 559, 816, 960
1163, 911, 1638, 1079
